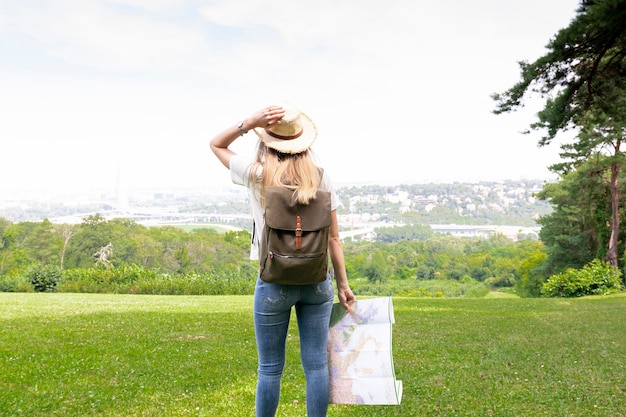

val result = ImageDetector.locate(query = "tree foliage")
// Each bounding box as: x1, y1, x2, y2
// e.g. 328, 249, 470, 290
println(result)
374, 224, 433, 243
343, 232, 545, 293
0, 213, 558, 296
536, 158, 615, 273
493, 0, 626, 142
0, 216, 250, 277
494, 0, 626, 268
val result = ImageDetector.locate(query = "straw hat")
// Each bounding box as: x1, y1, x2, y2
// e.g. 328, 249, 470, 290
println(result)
253, 103, 317, 154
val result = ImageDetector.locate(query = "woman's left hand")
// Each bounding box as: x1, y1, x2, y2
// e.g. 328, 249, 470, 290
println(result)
338, 286, 356, 312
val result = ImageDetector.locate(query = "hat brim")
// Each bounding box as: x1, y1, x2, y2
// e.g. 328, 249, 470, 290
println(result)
253, 112, 317, 154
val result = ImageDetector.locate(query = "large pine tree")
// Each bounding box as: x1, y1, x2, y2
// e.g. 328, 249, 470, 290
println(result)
493, 0, 626, 268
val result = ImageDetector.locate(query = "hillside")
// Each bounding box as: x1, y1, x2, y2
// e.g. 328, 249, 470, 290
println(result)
0, 180, 552, 229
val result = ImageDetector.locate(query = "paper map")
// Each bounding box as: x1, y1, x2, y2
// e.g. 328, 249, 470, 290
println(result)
327, 297, 402, 405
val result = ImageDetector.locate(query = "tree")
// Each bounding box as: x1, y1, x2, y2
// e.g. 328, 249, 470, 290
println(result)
0, 217, 12, 274
65, 214, 111, 268
0, 220, 61, 272
365, 252, 392, 284
374, 224, 433, 243
93, 242, 113, 268
536, 157, 618, 273
516, 245, 549, 297
54, 223, 74, 269
493, 0, 626, 268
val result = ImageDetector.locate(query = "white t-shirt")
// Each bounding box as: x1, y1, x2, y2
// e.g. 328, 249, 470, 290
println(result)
229, 154, 340, 260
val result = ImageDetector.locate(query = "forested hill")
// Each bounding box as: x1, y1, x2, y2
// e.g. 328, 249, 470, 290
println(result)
0, 180, 552, 227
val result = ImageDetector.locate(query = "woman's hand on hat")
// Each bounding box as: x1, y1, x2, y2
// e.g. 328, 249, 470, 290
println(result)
247, 105, 285, 130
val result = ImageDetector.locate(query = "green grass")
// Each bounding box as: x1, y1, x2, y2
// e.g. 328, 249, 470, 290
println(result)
1, 293, 625, 416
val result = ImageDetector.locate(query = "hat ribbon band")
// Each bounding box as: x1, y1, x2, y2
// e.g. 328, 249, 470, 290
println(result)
264, 128, 303, 141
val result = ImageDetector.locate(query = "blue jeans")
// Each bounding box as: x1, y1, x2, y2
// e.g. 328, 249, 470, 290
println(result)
253, 276, 334, 417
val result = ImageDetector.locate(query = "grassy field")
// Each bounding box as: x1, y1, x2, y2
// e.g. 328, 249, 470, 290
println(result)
1, 292, 624, 416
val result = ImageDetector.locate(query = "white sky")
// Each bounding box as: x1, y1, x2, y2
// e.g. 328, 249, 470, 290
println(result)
0, 0, 581, 196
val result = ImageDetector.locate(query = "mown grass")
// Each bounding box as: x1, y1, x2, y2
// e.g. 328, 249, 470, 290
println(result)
1, 293, 625, 416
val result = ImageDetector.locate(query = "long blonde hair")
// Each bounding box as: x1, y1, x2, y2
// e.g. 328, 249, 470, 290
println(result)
248, 141, 321, 207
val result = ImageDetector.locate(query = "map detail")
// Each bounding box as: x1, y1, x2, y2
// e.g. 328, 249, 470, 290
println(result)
327, 297, 402, 405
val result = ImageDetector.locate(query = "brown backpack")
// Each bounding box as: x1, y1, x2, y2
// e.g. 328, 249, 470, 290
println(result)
259, 186, 331, 285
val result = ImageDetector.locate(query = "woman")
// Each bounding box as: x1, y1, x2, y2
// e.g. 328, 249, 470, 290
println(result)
210, 103, 356, 417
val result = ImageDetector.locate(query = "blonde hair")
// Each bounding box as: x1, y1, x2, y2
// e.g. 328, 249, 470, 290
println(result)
248, 140, 321, 207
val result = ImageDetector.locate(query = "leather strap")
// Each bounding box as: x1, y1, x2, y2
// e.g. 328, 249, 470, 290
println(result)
295, 215, 303, 249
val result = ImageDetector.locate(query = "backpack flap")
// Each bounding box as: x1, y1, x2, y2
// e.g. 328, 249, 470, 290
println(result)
264, 187, 331, 231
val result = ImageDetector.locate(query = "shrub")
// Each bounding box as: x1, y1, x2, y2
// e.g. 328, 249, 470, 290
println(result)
27, 264, 62, 292
0, 274, 32, 292
60, 263, 256, 295
541, 259, 623, 298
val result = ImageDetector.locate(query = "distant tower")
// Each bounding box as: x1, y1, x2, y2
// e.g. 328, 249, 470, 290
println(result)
116, 163, 129, 213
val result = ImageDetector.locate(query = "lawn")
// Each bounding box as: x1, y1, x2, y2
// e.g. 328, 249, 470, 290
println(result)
1, 292, 624, 416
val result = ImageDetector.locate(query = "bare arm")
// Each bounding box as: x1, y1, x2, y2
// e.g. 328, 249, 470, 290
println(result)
328, 210, 356, 311
210, 105, 286, 168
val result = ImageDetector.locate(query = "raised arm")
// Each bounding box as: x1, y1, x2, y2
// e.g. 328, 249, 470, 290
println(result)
210, 105, 285, 168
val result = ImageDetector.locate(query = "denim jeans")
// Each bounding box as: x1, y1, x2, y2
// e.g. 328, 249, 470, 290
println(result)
253, 276, 334, 417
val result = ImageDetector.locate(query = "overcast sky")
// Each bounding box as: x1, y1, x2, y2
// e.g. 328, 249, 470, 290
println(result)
0, 0, 581, 196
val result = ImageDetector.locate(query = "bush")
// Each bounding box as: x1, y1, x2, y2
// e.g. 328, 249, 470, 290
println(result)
0, 274, 32, 292
541, 259, 623, 298
27, 264, 62, 292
